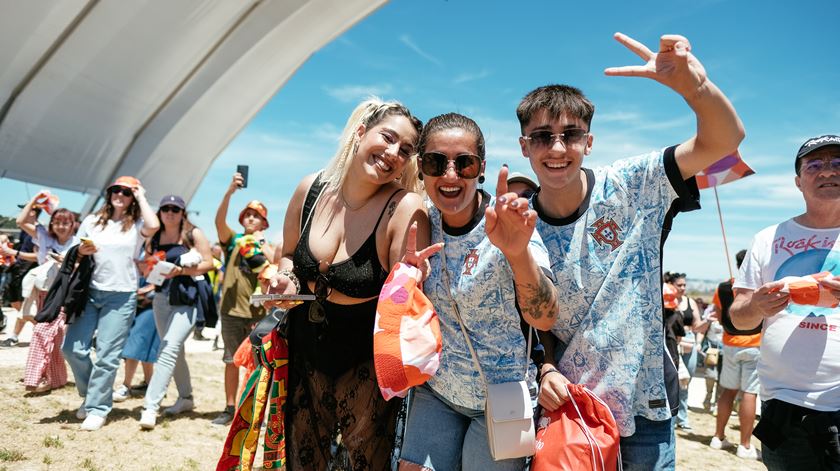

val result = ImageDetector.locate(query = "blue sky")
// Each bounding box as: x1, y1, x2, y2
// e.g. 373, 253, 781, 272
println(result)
2, 0, 839, 282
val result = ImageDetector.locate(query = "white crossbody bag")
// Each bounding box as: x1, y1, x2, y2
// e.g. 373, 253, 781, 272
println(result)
439, 246, 536, 461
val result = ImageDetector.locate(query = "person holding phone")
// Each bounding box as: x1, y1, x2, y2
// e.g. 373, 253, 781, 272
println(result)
212, 172, 275, 426
262, 98, 427, 470
64, 176, 159, 431
136, 195, 213, 429
16, 193, 78, 393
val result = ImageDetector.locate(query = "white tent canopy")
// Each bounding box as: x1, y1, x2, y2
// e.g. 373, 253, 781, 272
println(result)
0, 0, 386, 211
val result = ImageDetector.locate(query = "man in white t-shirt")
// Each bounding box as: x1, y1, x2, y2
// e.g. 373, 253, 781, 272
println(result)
519, 32, 745, 470
731, 134, 840, 470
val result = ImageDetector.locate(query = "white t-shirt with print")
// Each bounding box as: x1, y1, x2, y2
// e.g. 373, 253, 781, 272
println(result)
34, 224, 79, 265
78, 215, 145, 293
536, 148, 697, 437
735, 218, 840, 411
425, 193, 548, 411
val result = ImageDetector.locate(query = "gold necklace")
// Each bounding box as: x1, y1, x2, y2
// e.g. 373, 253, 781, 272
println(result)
339, 188, 366, 211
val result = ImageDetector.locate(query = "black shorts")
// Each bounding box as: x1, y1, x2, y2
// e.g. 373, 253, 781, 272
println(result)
4, 261, 37, 303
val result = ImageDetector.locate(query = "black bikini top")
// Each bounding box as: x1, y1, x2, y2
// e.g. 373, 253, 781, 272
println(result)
292, 175, 402, 299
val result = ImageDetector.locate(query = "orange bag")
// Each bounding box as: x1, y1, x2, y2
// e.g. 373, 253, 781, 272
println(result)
373, 262, 442, 400
531, 384, 621, 471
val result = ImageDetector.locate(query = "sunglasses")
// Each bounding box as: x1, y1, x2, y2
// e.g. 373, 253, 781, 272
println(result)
109, 187, 133, 197
523, 129, 589, 150
308, 272, 331, 324
419, 152, 482, 179
160, 206, 183, 214
801, 157, 840, 175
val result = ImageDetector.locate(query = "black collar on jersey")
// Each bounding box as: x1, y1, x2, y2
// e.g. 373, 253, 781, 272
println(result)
534, 168, 595, 226
443, 189, 491, 236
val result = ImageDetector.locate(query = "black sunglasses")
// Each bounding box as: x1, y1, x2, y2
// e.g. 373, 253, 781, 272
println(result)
523, 129, 589, 150
419, 152, 482, 179
109, 187, 133, 197
308, 272, 331, 324
160, 206, 183, 214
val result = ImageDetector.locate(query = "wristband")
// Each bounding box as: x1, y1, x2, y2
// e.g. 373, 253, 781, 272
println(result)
278, 269, 301, 294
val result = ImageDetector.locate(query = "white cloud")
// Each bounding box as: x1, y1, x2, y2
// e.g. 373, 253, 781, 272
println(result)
453, 69, 492, 85
399, 35, 443, 67
323, 84, 394, 103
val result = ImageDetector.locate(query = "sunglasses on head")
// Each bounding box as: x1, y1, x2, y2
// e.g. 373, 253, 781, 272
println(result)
109, 187, 133, 197
801, 157, 840, 175
308, 273, 331, 324
160, 206, 183, 214
419, 152, 482, 179
523, 129, 589, 150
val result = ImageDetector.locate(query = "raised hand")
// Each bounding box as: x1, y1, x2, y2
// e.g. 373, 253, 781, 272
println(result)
604, 32, 707, 100
228, 173, 245, 195
485, 166, 537, 259
401, 222, 443, 282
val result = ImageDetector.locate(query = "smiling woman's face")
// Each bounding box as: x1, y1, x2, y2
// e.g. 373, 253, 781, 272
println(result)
422, 127, 485, 229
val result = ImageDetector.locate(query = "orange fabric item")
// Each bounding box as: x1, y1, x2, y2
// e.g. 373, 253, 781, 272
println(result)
663, 283, 678, 310
782, 272, 839, 308
717, 279, 762, 347
233, 337, 257, 392
532, 384, 620, 471
723, 331, 761, 348
238, 200, 269, 228
107, 175, 140, 189
373, 262, 442, 400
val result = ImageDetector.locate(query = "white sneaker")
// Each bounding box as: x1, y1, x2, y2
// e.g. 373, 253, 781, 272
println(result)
709, 436, 733, 450
139, 409, 157, 430
736, 444, 758, 460
163, 397, 195, 416
76, 403, 87, 420
80, 414, 106, 431
112, 384, 130, 403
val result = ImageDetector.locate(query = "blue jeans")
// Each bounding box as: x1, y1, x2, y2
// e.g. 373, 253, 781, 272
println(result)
143, 295, 196, 413
760, 401, 821, 470
620, 416, 676, 471
62, 289, 136, 417
400, 385, 527, 471
677, 345, 698, 426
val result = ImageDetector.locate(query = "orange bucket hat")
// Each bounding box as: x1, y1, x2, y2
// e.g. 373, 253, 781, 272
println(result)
239, 200, 269, 228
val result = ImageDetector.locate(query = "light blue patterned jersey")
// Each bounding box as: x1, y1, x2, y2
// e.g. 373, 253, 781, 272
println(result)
425, 193, 547, 411
535, 148, 697, 436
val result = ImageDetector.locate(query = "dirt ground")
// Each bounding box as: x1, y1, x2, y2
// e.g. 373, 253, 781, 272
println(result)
0, 312, 764, 470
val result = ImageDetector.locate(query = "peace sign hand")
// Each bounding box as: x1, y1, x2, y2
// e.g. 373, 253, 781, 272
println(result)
401, 222, 444, 282
485, 166, 537, 259
605, 32, 707, 101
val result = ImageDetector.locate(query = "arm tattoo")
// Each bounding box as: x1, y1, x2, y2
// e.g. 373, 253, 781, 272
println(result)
516, 273, 557, 321
387, 201, 397, 218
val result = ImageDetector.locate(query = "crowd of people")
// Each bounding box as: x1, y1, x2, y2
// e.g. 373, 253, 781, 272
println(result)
0, 30, 837, 471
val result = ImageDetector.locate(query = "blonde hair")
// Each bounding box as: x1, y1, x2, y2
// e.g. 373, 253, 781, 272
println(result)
321, 97, 423, 195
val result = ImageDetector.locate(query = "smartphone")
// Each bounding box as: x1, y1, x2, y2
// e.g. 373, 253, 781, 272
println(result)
236, 165, 249, 188
250, 293, 316, 304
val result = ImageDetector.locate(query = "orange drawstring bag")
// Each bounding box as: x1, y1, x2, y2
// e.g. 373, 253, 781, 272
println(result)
532, 384, 621, 471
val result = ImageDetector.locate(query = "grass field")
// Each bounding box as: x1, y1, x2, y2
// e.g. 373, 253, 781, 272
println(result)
0, 315, 764, 470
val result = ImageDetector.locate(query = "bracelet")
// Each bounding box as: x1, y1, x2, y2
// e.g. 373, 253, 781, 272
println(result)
540, 366, 560, 381
278, 269, 300, 294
